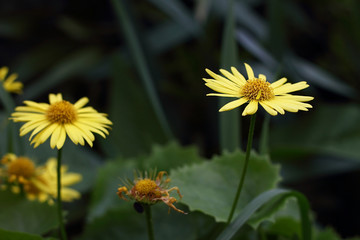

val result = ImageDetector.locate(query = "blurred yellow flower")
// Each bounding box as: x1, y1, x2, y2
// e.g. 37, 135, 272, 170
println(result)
29, 158, 82, 204
203, 63, 314, 116
1, 153, 35, 184
0, 67, 23, 94
11, 93, 112, 149
0, 154, 82, 204
117, 170, 186, 214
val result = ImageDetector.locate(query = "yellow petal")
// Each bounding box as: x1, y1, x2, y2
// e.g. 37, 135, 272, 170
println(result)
273, 81, 309, 95
74, 97, 89, 109
258, 74, 266, 81
242, 101, 258, 116
259, 102, 277, 116
231, 67, 247, 84
270, 77, 287, 89
56, 127, 67, 149
0, 67, 9, 80
50, 125, 62, 149
244, 63, 254, 79
219, 98, 248, 112
219, 69, 245, 87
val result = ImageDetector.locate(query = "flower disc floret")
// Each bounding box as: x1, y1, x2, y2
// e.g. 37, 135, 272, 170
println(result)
46, 101, 77, 124
134, 179, 161, 197
7, 157, 35, 179
241, 78, 274, 101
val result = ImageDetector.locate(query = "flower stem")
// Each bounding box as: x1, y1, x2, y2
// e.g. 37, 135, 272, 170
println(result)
57, 148, 67, 240
226, 113, 256, 224
144, 204, 155, 240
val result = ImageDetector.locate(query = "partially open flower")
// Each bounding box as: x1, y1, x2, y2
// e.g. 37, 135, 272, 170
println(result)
117, 170, 187, 214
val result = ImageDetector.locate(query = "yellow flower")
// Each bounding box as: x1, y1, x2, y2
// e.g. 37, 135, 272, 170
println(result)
11, 93, 112, 149
0, 67, 23, 94
0, 153, 35, 184
117, 170, 187, 214
28, 158, 82, 204
0, 154, 82, 204
203, 63, 314, 116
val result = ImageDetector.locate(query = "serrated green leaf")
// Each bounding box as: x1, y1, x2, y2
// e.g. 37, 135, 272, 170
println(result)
141, 142, 202, 172
171, 150, 281, 222
87, 159, 137, 222
0, 190, 58, 235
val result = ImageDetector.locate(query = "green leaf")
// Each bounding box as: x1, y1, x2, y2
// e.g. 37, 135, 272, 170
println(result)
141, 142, 203, 172
0, 190, 58, 235
78, 204, 217, 240
0, 228, 52, 240
170, 150, 281, 222
86, 158, 137, 222
216, 189, 312, 240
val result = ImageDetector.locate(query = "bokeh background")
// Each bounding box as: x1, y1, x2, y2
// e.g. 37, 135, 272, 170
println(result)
1, 0, 360, 239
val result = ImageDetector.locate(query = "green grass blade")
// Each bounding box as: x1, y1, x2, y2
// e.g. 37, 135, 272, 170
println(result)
219, 0, 240, 152
216, 189, 312, 240
110, 0, 173, 140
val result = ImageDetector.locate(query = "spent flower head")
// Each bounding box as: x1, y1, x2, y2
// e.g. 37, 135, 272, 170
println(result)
10, 93, 112, 149
203, 63, 314, 116
0, 67, 23, 94
0, 154, 82, 204
117, 170, 187, 214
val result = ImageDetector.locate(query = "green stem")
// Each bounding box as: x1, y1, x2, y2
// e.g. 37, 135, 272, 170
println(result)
144, 204, 155, 240
57, 148, 67, 240
226, 113, 256, 224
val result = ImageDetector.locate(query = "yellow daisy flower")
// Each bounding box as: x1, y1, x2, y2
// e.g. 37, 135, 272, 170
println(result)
203, 63, 314, 116
117, 170, 187, 214
0, 66, 23, 94
10, 93, 112, 149
0, 154, 82, 204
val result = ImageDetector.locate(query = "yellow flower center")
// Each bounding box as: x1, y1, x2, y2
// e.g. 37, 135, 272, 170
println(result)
134, 179, 158, 195
7, 157, 35, 178
46, 101, 77, 124
241, 78, 274, 101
